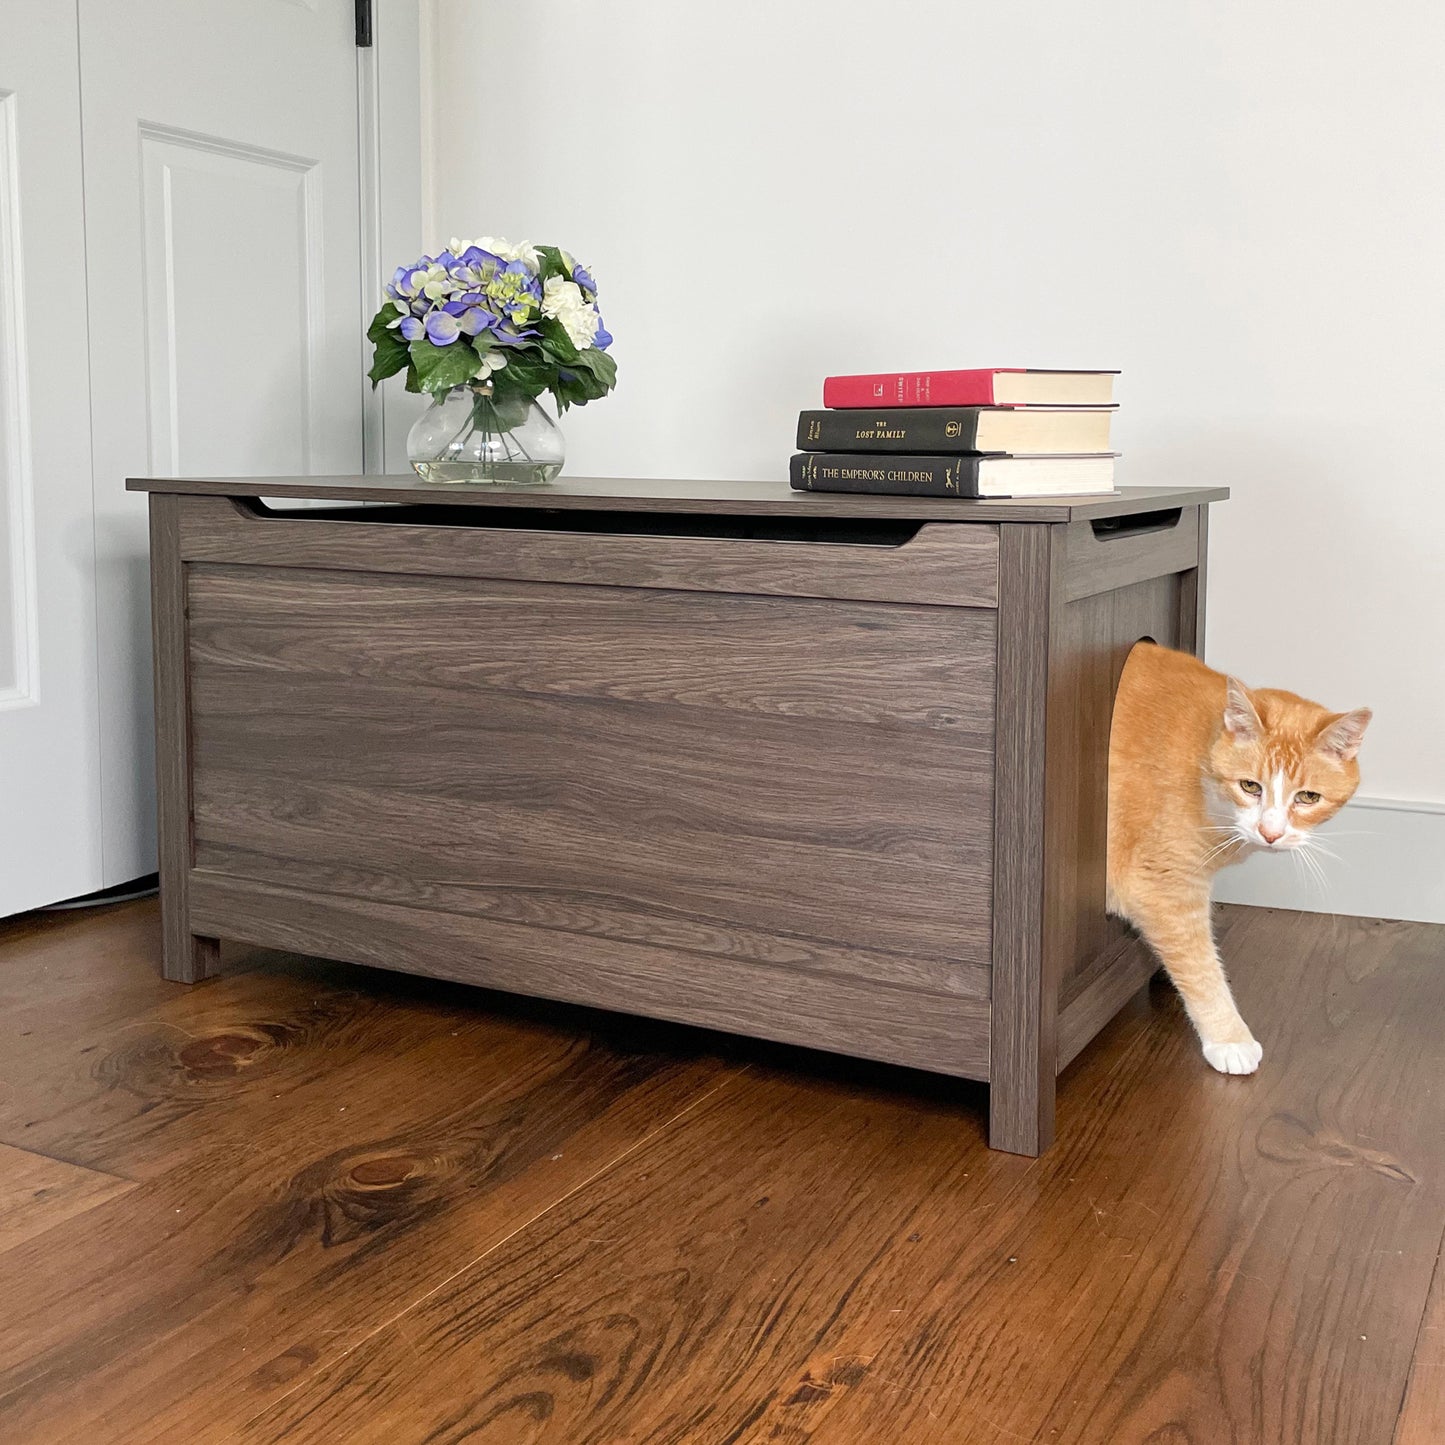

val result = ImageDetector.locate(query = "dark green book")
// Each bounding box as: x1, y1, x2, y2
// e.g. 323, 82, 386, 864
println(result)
789, 452, 1117, 499
796, 405, 1115, 455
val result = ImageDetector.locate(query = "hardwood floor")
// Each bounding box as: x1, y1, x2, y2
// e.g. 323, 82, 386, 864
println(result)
0, 900, 1441, 1443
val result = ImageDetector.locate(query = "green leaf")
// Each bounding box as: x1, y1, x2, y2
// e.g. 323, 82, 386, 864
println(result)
367, 328, 410, 385
537, 316, 579, 363
568, 347, 618, 391
404, 363, 422, 394
367, 305, 394, 343
493, 350, 553, 399
548, 370, 594, 413
409, 337, 482, 395
534, 245, 569, 283
366, 305, 411, 385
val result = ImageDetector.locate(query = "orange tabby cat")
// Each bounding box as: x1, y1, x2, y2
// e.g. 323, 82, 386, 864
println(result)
1107, 642, 1370, 1075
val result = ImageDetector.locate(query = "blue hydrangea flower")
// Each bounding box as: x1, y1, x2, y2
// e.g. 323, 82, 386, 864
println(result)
425, 311, 461, 346
571, 262, 597, 299
458, 308, 497, 336
370, 237, 614, 404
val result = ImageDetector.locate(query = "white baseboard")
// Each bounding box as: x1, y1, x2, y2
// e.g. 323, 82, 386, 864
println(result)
1212, 796, 1445, 925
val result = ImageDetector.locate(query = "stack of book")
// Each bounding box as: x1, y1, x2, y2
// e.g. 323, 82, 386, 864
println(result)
791, 368, 1120, 499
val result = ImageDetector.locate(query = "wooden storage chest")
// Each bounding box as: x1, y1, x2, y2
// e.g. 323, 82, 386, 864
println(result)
132, 474, 1227, 1155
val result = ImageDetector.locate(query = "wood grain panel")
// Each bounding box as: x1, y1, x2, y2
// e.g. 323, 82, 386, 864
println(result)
1180, 501, 1209, 655
186, 873, 994, 1078
175, 497, 1001, 607
186, 564, 995, 732
185, 850, 987, 999
184, 567, 997, 995
1056, 931, 1158, 1073
988, 523, 1056, 1154
0, 1145, 133, 1253
1050, 574, 1185, 1001
991, 545, 1197, 1147
1059, 505, 1199, 602
127, 474, 1231, 524
148, 494, 219, 981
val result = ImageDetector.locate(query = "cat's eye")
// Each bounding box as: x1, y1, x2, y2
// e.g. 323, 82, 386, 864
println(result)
1239, 779, 1263, 796
1295, 790, 1322, 805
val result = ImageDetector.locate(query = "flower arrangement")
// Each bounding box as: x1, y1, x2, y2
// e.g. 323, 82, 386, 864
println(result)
366, 236, 616, 427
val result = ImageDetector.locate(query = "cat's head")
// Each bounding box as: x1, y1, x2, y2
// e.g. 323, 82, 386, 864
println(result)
1208, 679, 1370, 849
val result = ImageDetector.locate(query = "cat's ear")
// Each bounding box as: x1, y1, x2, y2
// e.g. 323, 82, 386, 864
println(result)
1222, 677, 1262, 741
1316, 708, 1372, 763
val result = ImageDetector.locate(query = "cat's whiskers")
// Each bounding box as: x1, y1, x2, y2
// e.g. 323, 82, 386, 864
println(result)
1292, 841, 1337, 916
1199, 834, 1247, 868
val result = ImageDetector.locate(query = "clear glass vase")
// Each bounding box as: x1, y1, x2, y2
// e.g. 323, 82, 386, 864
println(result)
407, 382, 564, 485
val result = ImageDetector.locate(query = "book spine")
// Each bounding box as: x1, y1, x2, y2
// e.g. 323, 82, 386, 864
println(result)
797, 409, 984, 453
821, 369, 1005, 408
789, 453, 982, 497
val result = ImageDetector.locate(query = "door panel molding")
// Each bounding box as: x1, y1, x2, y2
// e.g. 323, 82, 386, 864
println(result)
138, 122, 323, 475
0, 90, 38, 708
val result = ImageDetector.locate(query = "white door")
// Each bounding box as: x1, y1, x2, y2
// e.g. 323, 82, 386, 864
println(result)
0, 2, 106, 915
79, 0, 369, 885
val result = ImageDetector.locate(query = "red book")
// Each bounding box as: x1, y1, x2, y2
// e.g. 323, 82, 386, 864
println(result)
822, 368, 1117, 409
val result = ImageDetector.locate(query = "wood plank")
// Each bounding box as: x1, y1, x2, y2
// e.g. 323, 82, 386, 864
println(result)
1397, 1235, 1445, 1445
186, 564, 997, 733
812, 909, 1445, 1444
232, 908, 1445, 1445
0, 945, 525, 1179
1050, 574, 1184, 999
186, 873, 994, 1079
125, 473, 1230, 525
234, 1062, 1028, 1445
1180, 500, 1209, 655
0, 967, 735, 1443
0, 1144, 133, 1253
989, 522, 1056, 1153
148, 493, 219, 981
186, 850, 988, 1001
1056, 931, 1157, 1074
184, 567, 997, 997
177, 498, 1002, 608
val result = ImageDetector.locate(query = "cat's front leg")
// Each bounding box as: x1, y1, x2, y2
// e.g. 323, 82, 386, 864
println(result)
1124, 889, 1262, 1075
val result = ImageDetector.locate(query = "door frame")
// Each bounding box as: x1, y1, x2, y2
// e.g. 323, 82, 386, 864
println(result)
359, 2, 424, 474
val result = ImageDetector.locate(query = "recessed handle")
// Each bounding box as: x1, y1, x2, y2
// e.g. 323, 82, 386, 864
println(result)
1089, 507, 1183, 541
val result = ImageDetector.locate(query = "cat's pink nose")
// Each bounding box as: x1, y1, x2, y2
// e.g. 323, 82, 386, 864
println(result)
1260, 822, 1285, 844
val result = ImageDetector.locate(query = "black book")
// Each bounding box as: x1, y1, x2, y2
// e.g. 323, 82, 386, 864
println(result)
797, 405, 1115, 455
789, 452, 1117, 499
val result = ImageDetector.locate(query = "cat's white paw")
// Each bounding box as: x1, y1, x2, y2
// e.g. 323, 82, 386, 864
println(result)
1202, 1038, 1263, 1075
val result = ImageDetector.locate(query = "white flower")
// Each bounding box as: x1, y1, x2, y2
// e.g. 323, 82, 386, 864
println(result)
457, 235, 541, 272
541, 277, 583, 317
541, 277, 601, 350
563, 304, 600, 351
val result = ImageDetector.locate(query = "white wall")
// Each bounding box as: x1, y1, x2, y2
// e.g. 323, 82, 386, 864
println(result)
427, 0, 1445, 919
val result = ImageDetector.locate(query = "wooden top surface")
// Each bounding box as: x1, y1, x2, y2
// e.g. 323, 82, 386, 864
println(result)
127, 474, 1228, 523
